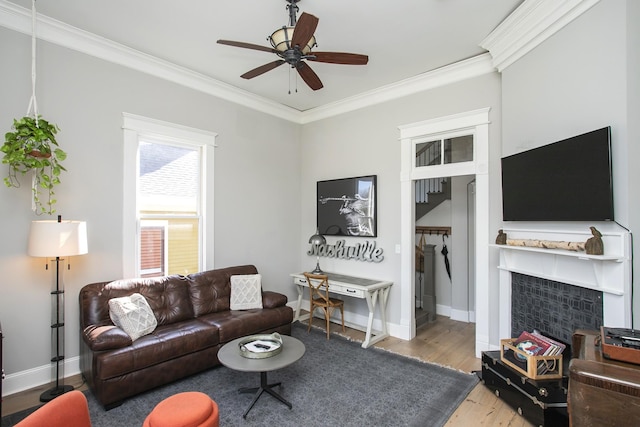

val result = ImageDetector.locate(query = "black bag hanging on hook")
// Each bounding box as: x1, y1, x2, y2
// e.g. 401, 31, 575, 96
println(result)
441, 233, 451, 281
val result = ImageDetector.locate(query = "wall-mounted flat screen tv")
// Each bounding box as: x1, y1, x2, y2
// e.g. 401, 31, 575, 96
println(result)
317, 175, 377, 237
501, 126, 613, 221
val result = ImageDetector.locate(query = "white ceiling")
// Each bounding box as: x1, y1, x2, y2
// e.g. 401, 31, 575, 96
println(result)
6, 0, 523, 112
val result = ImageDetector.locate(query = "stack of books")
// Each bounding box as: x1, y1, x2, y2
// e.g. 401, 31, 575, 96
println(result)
501, 330, 566, 379
514, 330, 566, 360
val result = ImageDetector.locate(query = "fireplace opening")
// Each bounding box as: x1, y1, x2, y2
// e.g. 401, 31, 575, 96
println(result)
511, 272, 604, 345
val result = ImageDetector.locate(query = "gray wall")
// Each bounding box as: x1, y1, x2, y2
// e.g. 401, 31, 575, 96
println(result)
1, 0, 638, 395
0, 28, 301, 380
299, 73, 503, 329
627, 0, 640, 327
501, 0, 640, 324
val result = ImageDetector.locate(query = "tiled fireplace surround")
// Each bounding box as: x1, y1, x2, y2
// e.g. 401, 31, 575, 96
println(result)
496, 223, 632, 344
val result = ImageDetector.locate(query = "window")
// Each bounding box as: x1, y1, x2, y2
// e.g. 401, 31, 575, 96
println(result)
139, 220, 167, 277
123, 114, 216, 278
415, 135, 474, 168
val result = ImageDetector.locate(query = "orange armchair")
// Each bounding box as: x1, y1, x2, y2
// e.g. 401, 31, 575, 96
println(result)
15, 390, 91, 427
13, 390, 219, 427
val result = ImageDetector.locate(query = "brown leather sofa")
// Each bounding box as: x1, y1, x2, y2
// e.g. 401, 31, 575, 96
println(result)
79, 265, 293, 409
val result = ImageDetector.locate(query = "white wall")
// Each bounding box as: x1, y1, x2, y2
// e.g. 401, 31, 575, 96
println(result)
0, 28, 301, 392
3, 0, 637, 397
299, 73, 503, 335
416, 174, 475, 320
626, 0, 640, 328
501, 0, 639, 324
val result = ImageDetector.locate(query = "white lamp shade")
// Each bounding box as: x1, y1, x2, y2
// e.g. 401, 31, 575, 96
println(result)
28, 220, 88, 257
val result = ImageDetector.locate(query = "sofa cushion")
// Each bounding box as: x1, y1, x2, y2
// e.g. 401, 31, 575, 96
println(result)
197, 306, 293, 343
105, 275, 194, 326
95, 320, 220, 380
230, 274, 263, 310
188, 265, 258, 317
109, 293, 158, 341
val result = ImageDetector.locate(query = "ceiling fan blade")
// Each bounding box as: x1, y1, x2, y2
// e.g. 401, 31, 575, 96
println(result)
240, 60, 285, 79
296, 62, 323, 90
217, 39, 278, 54
309, 52, 369, 65
291, 12, 319, 50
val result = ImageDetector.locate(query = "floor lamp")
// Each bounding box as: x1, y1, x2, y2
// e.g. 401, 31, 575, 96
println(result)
28, 216, 88, 402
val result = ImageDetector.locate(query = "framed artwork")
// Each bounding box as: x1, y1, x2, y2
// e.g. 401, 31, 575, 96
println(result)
316, 175, 377, 237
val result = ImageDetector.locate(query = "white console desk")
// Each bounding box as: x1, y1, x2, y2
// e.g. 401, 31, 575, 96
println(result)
291, 272, 393, 348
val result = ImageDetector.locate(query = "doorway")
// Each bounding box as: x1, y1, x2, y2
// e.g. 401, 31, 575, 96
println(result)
414, 175, 476, 327
398, 108, 490, 355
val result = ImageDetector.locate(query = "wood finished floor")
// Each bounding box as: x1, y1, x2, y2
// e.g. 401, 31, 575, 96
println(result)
2, 316, 533, 426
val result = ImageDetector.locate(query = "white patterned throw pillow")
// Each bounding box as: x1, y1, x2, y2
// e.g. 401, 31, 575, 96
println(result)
108, 293, 158, 341
230, 274, 263, 310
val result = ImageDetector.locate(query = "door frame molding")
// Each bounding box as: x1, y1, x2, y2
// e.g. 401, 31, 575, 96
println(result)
398, 108, 490, 355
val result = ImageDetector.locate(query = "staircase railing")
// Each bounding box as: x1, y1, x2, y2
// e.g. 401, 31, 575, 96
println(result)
415, 141, 446, 203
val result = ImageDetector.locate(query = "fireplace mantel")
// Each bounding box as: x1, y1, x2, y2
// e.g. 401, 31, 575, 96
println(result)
495, 222, 632, 342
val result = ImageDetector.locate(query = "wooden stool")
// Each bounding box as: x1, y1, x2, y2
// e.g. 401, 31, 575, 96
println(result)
142, 391, 219, 427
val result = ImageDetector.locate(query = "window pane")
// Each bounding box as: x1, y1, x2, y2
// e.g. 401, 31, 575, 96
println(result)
415, 141, 442, 167
139, 218, 199, 278
137, 141, 201, 278
167, 218, 199, 275
139, 142, 199, 213
140, 222, 166, 277
443, 135, 473, 164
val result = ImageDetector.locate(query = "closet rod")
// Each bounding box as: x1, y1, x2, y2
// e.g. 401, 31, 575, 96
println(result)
415, 226, 451, 236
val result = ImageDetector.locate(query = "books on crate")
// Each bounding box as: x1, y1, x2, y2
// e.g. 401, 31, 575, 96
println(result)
506, 330, 566, 375
514, 330, 566, 358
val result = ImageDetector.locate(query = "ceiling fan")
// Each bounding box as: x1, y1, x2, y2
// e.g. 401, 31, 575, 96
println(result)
217, 0, 368, 91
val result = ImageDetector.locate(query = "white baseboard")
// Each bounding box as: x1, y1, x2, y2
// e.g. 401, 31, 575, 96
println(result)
438, 304, 476, 324
436, 303, 451, 317
2, 357, 80, 397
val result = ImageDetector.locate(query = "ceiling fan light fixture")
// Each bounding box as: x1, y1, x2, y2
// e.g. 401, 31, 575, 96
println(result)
218, 0, 366, 92
269, 26, 316, 54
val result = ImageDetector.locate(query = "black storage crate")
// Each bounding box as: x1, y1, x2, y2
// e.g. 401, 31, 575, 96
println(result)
481, 350, 569, 427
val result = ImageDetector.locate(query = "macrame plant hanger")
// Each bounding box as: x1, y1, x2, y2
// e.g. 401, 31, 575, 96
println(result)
27, 0, 40, 211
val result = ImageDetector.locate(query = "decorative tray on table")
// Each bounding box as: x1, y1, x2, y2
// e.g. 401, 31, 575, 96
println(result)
238, 332, 283, 359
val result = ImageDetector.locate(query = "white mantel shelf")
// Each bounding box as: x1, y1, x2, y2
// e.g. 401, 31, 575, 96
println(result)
491, 243, 626, 295
495, 222, 633, 338
493, 243, 624, 262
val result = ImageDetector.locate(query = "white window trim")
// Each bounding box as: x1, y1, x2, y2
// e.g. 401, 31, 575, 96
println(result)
122, 113, 217, 278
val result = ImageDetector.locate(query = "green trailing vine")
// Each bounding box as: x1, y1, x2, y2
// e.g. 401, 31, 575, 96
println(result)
1, 115, 67, 214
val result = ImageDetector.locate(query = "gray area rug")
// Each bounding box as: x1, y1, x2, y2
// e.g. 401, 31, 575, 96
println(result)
2, 324, 478, 427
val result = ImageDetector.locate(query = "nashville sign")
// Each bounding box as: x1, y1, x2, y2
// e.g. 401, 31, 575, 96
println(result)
307, 240, 384, 263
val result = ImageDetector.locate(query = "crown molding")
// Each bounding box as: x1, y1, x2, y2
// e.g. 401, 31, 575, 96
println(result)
0, 1, 301, 123
300, 54, 495, 124
480, 0, 601, 72
1, 1, 504, 124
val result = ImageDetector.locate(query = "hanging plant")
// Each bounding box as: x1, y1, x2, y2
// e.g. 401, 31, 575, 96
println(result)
2, 0, 68, 215
1, 115, 67, 214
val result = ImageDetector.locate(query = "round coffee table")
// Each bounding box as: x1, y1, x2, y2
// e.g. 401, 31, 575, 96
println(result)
218, 334, 305, 419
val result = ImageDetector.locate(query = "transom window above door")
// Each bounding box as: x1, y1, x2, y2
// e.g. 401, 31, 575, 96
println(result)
415, 134, 474, 168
